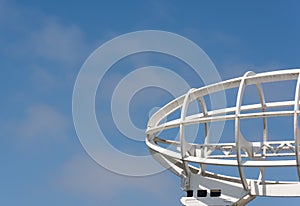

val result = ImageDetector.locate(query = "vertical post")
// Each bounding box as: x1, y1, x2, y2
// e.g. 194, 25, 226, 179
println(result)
180, 88, 195, 189
235, 71, 255, 189
294, 73, 300, 180
198, 96, 208, 175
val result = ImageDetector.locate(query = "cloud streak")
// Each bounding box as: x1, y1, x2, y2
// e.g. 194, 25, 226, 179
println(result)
58, 154, 181, 205
12, 104, 70, 146
28, 20, 88, 67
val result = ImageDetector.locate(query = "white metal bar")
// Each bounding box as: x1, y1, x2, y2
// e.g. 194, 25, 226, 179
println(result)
294, 73, 300, 180
235, 71, 255, 189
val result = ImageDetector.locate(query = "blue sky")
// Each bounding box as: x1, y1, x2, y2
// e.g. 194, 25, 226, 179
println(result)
1, 0, 300, 205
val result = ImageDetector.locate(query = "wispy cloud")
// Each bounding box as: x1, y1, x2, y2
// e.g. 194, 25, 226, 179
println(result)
0, 0, 90, 69
27, 20, 88, 67
58, 154, 180, 204
13, 104, 70, 145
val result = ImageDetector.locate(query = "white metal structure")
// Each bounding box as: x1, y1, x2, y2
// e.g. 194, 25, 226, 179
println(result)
146, 69, 300, 205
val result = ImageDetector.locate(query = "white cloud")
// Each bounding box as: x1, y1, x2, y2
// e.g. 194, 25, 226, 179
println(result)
58, 155, 180, 204
0, 0, 90, 68
16, 104, 69, 142
28, 20, 88, 66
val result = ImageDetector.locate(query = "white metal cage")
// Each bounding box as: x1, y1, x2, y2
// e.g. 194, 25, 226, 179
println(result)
146, 69, 300, 205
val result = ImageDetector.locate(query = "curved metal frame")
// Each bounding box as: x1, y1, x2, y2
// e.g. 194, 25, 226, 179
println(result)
146, 69, 300, 205
294, 74, 300, 179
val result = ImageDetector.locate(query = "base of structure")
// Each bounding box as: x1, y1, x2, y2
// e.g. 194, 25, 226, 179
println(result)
180, 172, 300, 206
180, 173, 256, 206
181, 196, 233, 206
181, 194, 255, 206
